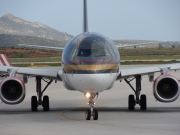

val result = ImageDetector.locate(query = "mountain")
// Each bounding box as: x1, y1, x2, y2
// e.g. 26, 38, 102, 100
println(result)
0, 13, 73, 41
0, 34, 67, 47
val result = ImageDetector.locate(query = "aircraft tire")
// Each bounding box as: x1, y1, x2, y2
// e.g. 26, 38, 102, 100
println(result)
85, 109, 91, 120
128, 95, 135, 110
93, 109, 98, 120
31, 96, 38, 112
43, 96, 50, 111
140, 95, 147, 110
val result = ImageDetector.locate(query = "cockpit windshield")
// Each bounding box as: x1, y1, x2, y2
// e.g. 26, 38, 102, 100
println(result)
62, 33, 120, 65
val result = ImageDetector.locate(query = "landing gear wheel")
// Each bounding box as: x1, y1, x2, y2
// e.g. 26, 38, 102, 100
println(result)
140, 95, 147, 110
31, 96, 38, 112
93, 109, 98, 120
85, 109, 91, 120
43, 96, 50, 111
128, 95, 135, 110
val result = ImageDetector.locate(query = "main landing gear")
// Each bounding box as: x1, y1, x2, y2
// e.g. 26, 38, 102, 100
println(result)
31, 77, 53, 112
85, 93, 98, 120
124, 75, 147, 111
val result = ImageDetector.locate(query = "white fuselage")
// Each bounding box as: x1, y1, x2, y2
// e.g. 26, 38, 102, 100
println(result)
61, 33, 120, 93
63, 73, 119, 93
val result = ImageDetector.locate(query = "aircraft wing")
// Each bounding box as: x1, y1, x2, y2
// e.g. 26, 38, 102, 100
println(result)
19, 42, 152, 50
18, 44, 64, 51
118, 63, 180, 79
0, 66, 62, 81
116, 42, 153, 49
0, 54, 62, 80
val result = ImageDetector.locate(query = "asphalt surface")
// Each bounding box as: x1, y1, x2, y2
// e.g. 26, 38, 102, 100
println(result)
0, 66, 180, 135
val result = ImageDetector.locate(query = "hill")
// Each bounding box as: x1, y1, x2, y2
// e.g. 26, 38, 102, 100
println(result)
0, 34, 67, 47
0, 14, 179, 48
0, 13, 73, 41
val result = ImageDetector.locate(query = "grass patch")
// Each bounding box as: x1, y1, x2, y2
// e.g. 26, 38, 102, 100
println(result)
10, 57, 61, 62
10, 55, 180, 67
121, 55, 180, 60
121, 60, 179, 65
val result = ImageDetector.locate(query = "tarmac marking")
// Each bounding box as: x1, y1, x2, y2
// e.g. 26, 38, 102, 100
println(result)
58, 99, 180, 133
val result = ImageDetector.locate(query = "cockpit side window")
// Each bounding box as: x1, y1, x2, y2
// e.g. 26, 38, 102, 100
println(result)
78, 49, 91, 57
92, 48, 105, 57
77, 37, 92, 57
91, 40, 105, 57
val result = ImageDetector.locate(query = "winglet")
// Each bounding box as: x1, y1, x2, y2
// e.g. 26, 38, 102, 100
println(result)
83, 0, 88, 32
0, 54, 12, 66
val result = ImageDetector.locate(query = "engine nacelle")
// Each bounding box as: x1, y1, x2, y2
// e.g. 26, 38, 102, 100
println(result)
153, 74, 180, 102
0, 77, 26, 104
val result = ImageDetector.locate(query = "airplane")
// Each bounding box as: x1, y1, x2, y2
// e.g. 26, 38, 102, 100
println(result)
0, 0, 180, 120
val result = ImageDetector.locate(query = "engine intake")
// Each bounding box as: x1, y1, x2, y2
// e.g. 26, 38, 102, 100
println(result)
0, 77, 26, 104
153, 74, 180, 102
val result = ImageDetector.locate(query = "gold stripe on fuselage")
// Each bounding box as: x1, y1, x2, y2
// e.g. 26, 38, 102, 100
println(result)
64, 64, 119, 71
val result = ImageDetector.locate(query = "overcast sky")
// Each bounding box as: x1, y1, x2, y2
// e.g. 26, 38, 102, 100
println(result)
0, 0, 180, 41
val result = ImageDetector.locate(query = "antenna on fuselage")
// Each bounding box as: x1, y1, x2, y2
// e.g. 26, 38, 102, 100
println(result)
83, 0, 88, 32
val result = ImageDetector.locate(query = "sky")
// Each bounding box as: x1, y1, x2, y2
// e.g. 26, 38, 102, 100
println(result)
0, 0, 180, 41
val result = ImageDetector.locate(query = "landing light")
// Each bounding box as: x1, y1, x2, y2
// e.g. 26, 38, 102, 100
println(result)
85, 92, 91, 99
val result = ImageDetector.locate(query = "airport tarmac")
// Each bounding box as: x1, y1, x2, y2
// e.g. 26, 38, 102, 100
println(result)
0, 67, 180, 135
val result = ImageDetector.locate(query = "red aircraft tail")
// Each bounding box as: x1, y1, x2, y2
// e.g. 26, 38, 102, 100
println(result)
0, 54, 12, 66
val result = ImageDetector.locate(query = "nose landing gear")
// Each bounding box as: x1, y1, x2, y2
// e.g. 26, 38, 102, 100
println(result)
85, 93, 98, 120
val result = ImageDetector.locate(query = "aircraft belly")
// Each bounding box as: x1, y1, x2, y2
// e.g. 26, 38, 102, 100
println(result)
65, 73, 118, 93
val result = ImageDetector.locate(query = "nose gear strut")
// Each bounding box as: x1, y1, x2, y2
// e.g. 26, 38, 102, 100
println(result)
85, 93, 98, 120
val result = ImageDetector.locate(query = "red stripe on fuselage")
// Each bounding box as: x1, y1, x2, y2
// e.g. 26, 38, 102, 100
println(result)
64, 59, 119, 63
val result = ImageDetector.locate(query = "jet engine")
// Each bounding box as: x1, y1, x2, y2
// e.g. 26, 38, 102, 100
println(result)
0, 77, 26, 104
153, 74, 180, 102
